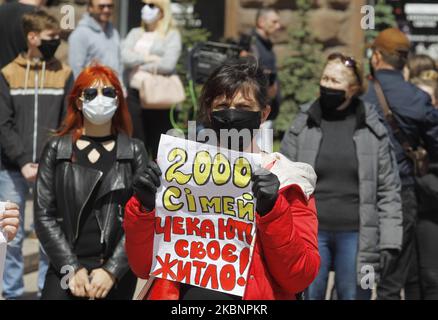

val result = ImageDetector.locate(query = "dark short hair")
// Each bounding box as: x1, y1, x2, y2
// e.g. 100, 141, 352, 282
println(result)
22, 10, 59, 36
256, 8, 279, 24
88, 0, 107, 7
199, 59, 269, 127
378, 50, 408, 71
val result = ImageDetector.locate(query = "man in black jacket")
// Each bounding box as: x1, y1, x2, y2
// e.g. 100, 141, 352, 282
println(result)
242, 8, 281, 152
0, 0, 46, 68
363, 28, 438, 300
252, 8, 282, 118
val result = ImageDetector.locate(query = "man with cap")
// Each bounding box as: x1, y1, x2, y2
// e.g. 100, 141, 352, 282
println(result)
363, 28, 438, 300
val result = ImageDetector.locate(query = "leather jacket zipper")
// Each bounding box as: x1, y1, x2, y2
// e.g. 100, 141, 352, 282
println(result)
94, 208, 106, 265
99, 193, 114, 265
75, 171, 103, 242
100, 193, 114, 245
95, 210, 104, 244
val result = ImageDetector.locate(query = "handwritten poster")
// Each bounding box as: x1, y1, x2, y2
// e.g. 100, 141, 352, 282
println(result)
151, 135, 261, 297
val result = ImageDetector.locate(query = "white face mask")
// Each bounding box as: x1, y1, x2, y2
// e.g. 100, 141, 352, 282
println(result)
82, 95, 118, 126
142, 4, 160, 24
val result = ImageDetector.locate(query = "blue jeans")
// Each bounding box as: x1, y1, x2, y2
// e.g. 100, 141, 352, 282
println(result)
38, 246, 49, 297
0, 170, 48, 299
307, 230, 371, 300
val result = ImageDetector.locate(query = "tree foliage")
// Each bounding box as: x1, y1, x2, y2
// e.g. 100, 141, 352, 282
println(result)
366, 0, 397, 42
276, 0, 324, 133
173, 0, 210, 130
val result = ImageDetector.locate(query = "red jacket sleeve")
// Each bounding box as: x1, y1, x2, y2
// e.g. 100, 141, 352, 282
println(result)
123, 195, 155, 279
256, 184, 320, 294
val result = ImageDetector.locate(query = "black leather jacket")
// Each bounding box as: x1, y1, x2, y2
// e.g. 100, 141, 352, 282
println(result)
34, 133, 147, 280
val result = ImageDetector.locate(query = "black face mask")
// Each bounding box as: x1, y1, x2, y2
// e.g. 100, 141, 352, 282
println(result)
210, 109, 262, 151
38, 38, 61, 61
320, 85, 347, 112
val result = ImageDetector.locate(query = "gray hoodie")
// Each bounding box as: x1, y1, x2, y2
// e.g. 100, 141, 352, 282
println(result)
68, 13, 123, 78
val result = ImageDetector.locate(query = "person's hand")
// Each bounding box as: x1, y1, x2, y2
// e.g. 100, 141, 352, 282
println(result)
21, 163, 39, 183
133, 161, 162, 212
69, 268, 90, 298
240, 50, 250, 58
251, 168, 280, 217
86, 268, 115, 300
0, 202, 20, 242
380, 249, 399, 279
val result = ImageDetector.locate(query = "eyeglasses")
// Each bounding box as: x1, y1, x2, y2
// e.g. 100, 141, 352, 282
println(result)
327, 52, 362, 85
82, 87, 117, 101
98, 4, 114, 10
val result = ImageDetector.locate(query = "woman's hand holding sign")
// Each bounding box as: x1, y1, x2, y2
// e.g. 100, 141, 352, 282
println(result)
133, 161, 162, 212
251, 168, 280, 217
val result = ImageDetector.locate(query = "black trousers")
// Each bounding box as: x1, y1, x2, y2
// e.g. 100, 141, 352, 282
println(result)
377, 186, 419, 300
41, 262, 137, 300
127, 88, 174, 160
417, 215, 438, 300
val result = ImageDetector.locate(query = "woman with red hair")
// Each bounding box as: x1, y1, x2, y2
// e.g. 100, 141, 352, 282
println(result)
34, 65, 148, 300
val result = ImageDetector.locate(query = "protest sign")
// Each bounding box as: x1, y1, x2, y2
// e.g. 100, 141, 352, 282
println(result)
151, 135, 261, 297
0, 202, 7, 296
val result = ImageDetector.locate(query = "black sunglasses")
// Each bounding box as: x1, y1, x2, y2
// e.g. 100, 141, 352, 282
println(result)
83, 87, 117, 101
327, 52, 362, 85
98, 4, 114, 10
144, 3, 157, 9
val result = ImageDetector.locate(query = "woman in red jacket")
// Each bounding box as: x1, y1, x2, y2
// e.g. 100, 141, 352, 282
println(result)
123, 60, 320, 300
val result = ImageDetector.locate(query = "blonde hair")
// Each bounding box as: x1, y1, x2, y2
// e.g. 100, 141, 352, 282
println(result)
419, 69, 438, 81
142, 0, 176, 36
324, 53, 367, 96
407, 54, 437, 80
411, 77, 438, 103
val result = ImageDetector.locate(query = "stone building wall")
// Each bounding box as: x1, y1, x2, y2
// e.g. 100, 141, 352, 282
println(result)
1, 0, 367, 63
0, 0, 111, 64
227, 0, 366, 61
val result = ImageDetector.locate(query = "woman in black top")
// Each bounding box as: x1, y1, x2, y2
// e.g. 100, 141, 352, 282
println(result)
34, 65, 148, 300
280, 53, 403, 300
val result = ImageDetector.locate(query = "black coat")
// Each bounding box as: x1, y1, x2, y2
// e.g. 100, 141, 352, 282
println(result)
34, 133, 147, 280
363, 69, 438, 186
251, 30, 282, 120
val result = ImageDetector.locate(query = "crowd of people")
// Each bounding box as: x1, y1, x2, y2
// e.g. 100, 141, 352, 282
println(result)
0, 0, 437, 301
